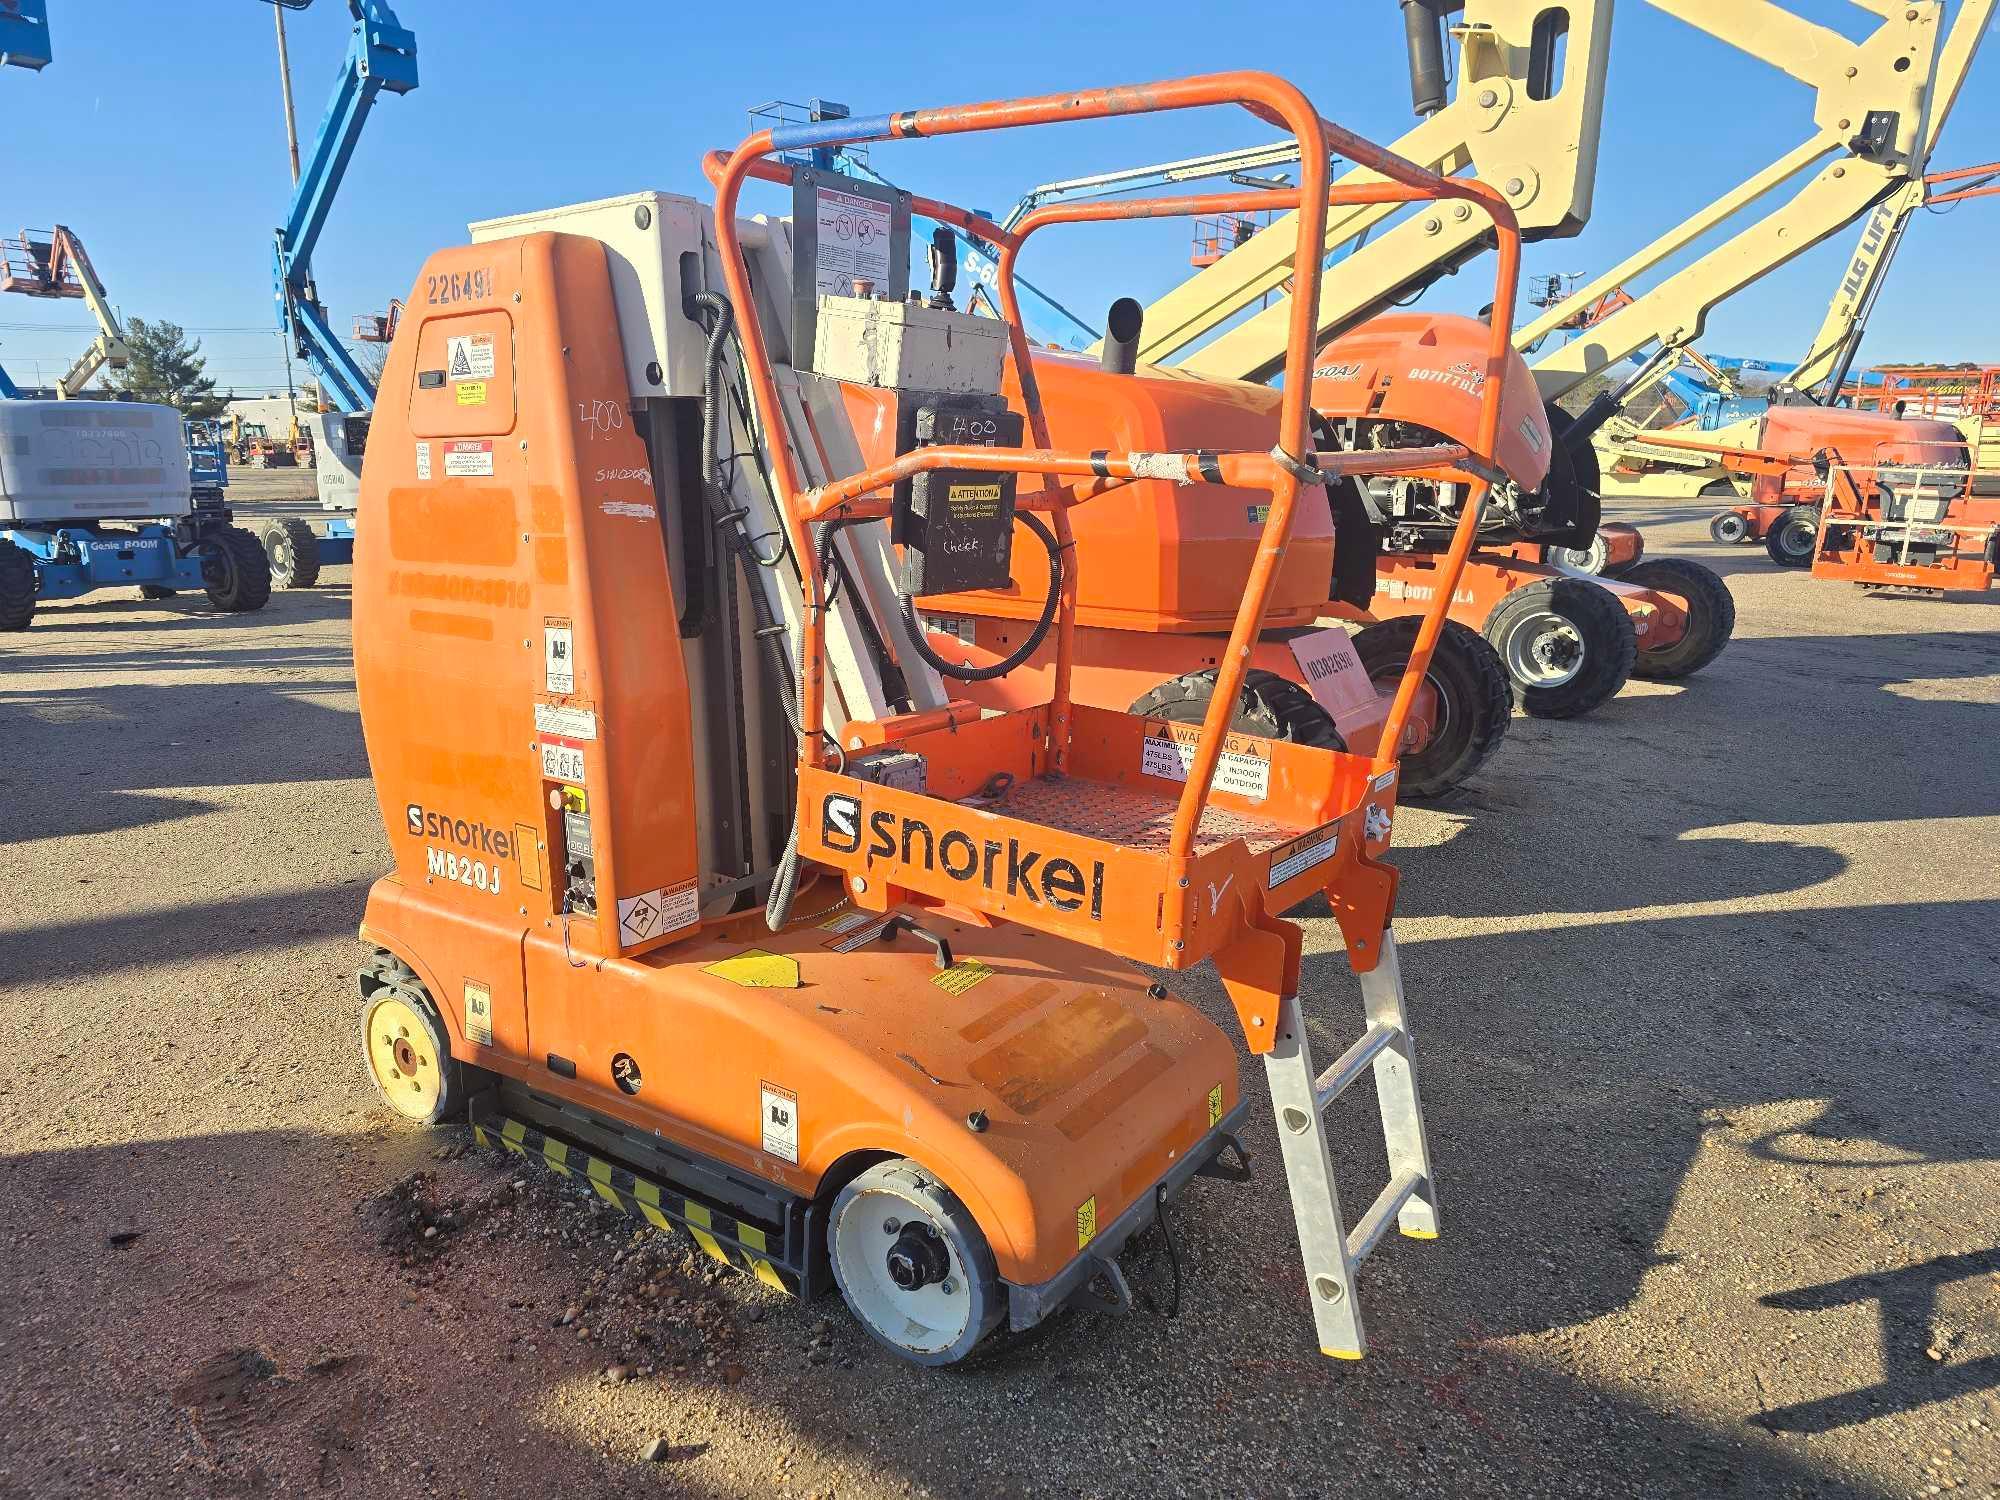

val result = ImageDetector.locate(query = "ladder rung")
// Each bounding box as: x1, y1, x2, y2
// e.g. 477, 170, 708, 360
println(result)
1346, 1169, 1426, 1265
1313, 1021, 1402, 1113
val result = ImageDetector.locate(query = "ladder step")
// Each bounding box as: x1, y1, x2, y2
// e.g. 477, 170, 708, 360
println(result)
1313, 1021, 1403, 1113
1346, 1168, 1426, 1266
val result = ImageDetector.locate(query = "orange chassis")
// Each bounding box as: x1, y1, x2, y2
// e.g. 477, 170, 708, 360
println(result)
356, 73, 1530, 1363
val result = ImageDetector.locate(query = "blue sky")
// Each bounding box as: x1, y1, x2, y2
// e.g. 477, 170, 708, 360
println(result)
2, 1, 1995, 394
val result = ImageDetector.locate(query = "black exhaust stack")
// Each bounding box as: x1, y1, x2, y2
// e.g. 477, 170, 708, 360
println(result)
1101, 297, 1144, 375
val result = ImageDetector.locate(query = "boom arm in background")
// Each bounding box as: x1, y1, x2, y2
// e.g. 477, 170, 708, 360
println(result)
0, 0, 48, 71
272, 0, 416, 414
1133, 0, 1615, 380
1522, 0, 1992, 417
0, 225, 132, 397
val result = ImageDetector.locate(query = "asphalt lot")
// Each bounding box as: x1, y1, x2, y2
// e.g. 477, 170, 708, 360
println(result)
0, 481, 1994, 1499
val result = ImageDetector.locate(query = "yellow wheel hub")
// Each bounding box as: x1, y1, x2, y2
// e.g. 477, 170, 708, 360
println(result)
364, 995, 441, 1120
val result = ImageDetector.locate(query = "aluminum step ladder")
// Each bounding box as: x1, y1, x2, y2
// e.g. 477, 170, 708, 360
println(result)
1261, 932, 1438, 1358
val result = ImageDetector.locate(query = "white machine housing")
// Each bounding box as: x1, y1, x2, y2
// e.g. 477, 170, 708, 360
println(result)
0, 400, 192, 525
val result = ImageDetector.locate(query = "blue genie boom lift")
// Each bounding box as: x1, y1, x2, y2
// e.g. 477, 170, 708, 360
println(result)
0, 17, 270, 631
259, 0, 415, 588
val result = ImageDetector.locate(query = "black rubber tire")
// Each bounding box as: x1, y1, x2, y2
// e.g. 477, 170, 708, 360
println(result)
1709, 511, 1750, 544
1351, 617, 1511, 799
1128, 667, 1345, 749
199, 525, 273, 613
261, 518, 322, 589
1481, 575, 1636, 720
0, 539, 36, 632
1765, 504, 1821, 569
139, 585, 178, 600
1622, 557, 1735, 680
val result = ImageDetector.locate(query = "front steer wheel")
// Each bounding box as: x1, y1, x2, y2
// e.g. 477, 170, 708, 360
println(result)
199, 525, 273, 613
1481, 575, 1636, 719
1766, 505, 1821, 569
1350, 617, 1512, 798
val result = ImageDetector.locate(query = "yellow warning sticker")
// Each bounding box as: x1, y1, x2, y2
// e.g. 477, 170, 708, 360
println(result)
930, 958, 993, 996
1207, 1083, 1224, 1127
1076, 1196, 1098, 1249
703, 950, 801, 989
455, 380, 488, 406
464, 980, 493, 1047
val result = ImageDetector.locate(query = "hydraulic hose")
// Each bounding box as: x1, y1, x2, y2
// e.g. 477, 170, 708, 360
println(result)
897, 511, 1062, 682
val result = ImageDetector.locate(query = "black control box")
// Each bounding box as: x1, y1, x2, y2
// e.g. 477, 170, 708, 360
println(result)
892, 396, 1024, 595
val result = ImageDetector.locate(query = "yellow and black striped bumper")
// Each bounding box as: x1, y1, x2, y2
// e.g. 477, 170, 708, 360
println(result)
473, 1116, 796, 1293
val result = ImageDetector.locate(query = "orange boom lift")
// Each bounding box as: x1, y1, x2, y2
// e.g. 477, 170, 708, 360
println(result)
350, 73, 1533, 1365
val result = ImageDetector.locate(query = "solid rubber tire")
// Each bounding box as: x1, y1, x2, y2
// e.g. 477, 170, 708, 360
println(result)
261, 517, 322, 589
1765, 504, 1821, 569
0, 539, 36, 631
201, 525, 273, 613
1482, 575, 1636, 719
1351, 617, 1511, 798
1623, 557, 1735, 680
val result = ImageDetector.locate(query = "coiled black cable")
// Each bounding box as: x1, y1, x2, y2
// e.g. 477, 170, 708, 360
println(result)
897, 511, 1063, 682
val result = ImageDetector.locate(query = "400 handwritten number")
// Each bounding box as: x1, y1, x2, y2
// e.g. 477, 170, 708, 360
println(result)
426, 268, 493, 304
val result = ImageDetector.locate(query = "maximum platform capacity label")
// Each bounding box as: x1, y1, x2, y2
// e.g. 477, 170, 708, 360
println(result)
1141, 721, 1271, 801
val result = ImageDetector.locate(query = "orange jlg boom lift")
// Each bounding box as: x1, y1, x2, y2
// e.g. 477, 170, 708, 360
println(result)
352, 72, 1534, 1364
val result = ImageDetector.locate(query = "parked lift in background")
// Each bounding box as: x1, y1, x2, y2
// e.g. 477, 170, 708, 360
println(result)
259, 0, 416, 588
0, 32, 270, 630
1523, 0, 1993, 517
0, 225, 132, 396
921, 2, 1717, 725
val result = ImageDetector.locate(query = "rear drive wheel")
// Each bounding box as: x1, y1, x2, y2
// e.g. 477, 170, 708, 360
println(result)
1622, 557, 1735, 680
260, 517, 322, 589
1765, 505, 1821, 569
1481, 576, 1636, 719
1709, 511, 1750, 544
0, 539, 36, 632
1351, 617, 1511, 798
360, 983, 463, 1127
1128, 667, 1345, 749
199, 525, 273, 613
829, 1159, 1002, 1367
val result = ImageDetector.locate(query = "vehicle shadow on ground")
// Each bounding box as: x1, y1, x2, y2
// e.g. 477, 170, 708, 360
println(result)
0, 879, 368, 984
0, 1120, 1926, 1500
0, 671, 367, 844
10, 582, 354, 633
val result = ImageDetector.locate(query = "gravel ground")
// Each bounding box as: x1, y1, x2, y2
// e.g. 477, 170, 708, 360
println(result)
0, 492, 1994, 1499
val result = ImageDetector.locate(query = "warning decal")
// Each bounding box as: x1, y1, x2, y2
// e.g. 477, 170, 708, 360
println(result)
616, 878, 698, 946
414, 441, 432, 480
445, 332, 496, 382
538, 737, 586, 784
1207, 1083, 1224, 1128
1268, 823, 1340, 888
931, 958, 994, 996
1075, 1196, 1099, 1249
442, 439, 494, 477
821, 916, 892, 953
761, 1082, 800, 1164
533, 702, 596, 740
544, 617, 574, 694
455, 381, 488, 406
1140, 721, 1272, 802
464, 980, 493, 1047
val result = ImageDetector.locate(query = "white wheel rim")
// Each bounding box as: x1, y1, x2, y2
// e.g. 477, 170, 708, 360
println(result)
1499, 608, 1584, 688
831, 1182, 974, 1356
1549, 538, 1606, 574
